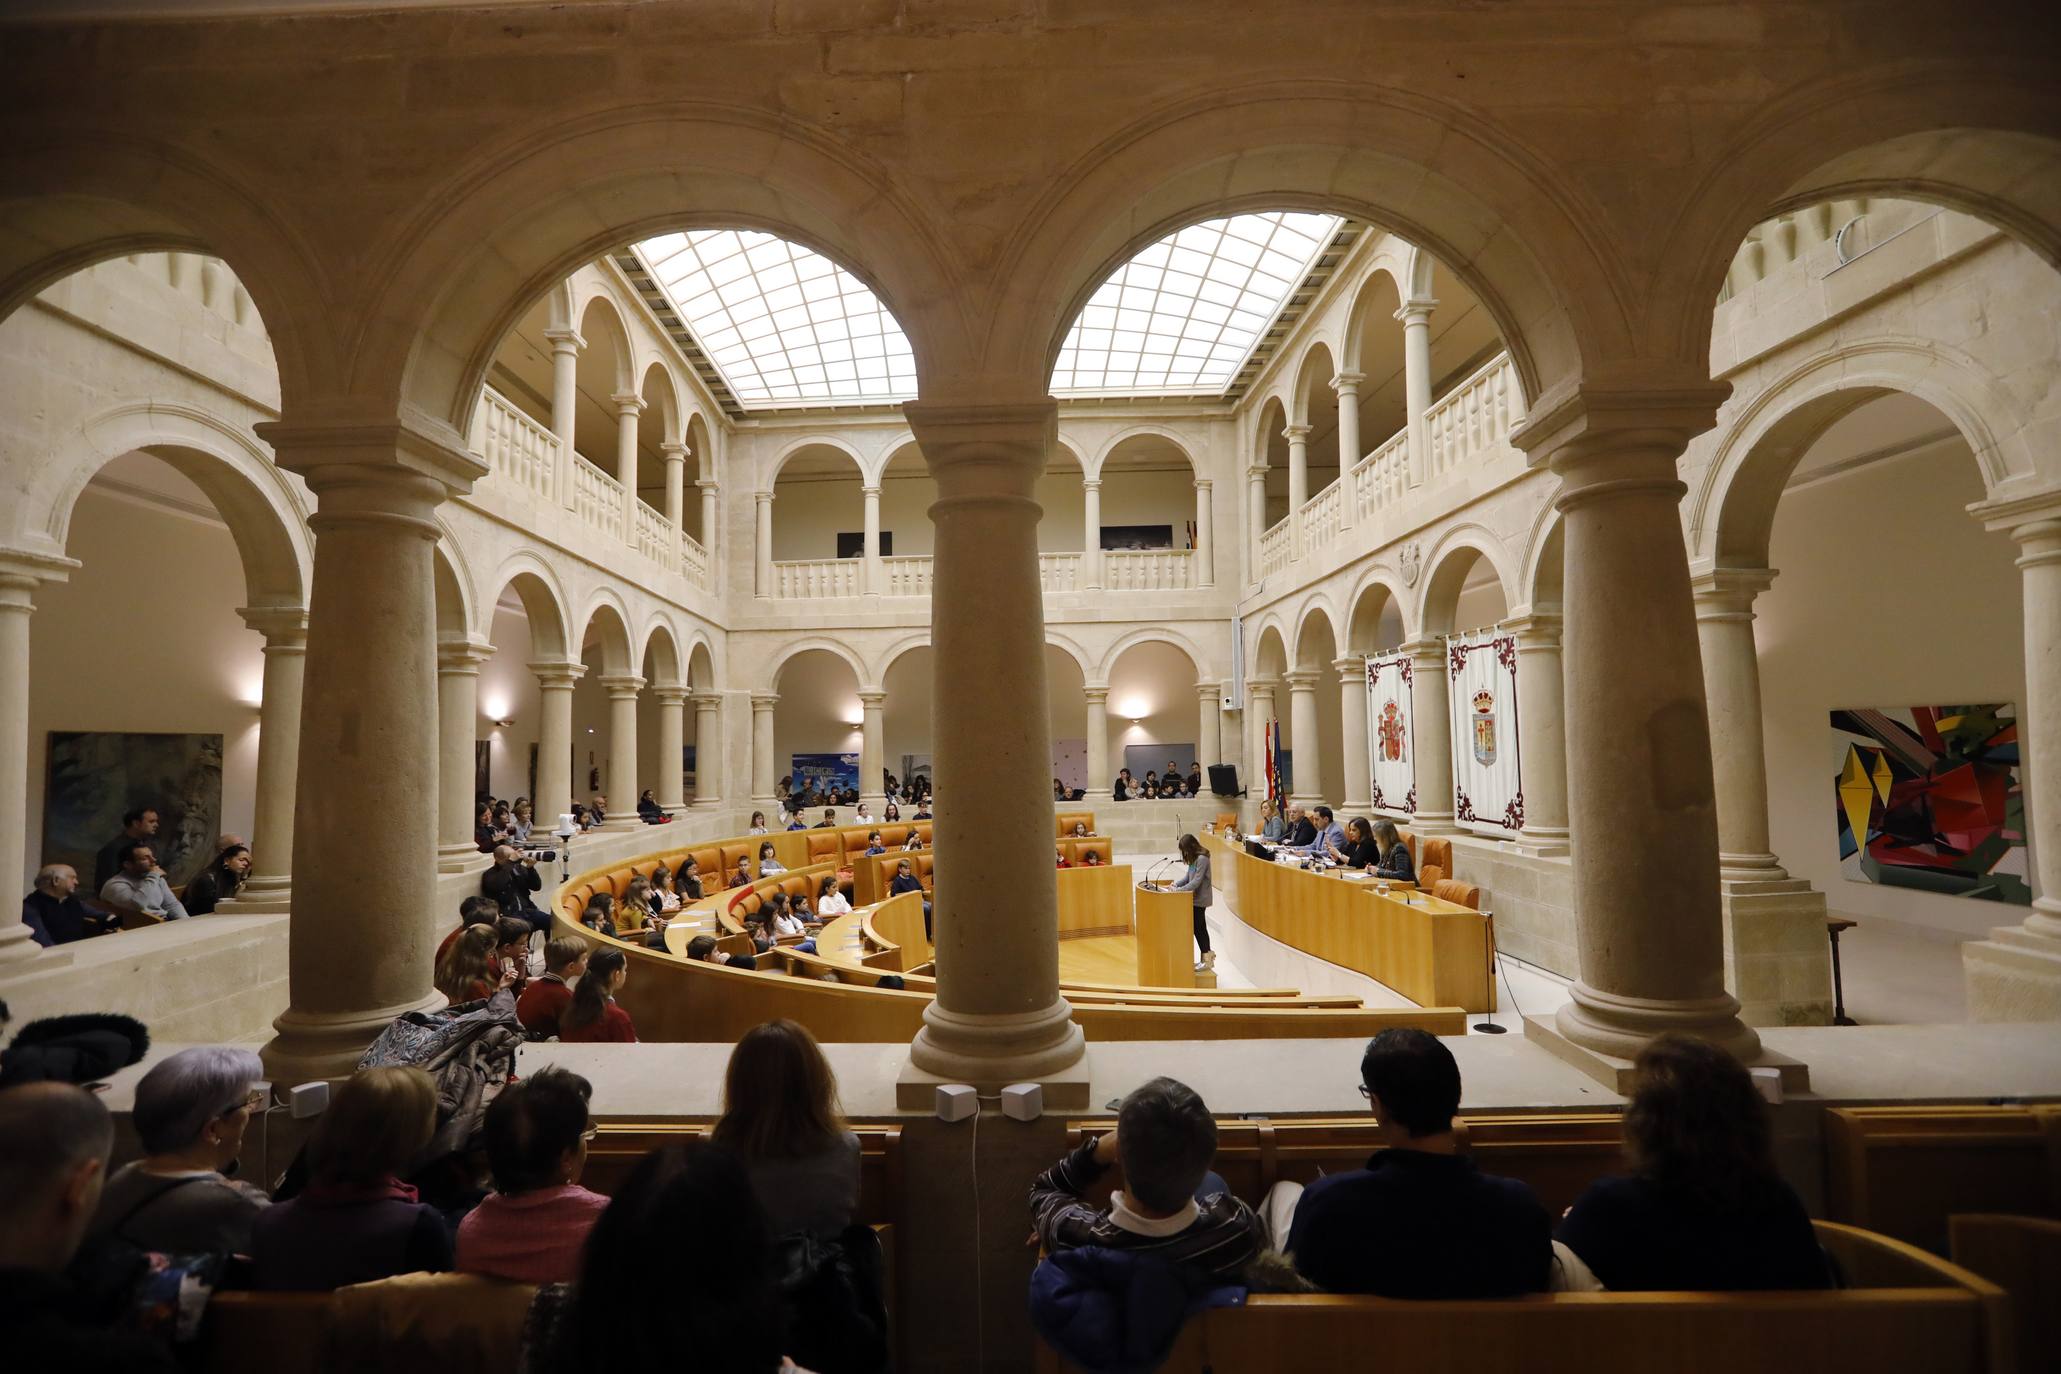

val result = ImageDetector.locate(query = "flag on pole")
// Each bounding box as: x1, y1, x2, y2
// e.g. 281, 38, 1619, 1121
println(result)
1263, 719, 1282, 802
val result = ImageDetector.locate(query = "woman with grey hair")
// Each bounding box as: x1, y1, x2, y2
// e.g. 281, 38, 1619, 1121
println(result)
89, 1046, 272, 1254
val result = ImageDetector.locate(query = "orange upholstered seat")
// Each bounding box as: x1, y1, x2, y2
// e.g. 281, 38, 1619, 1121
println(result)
1420, 837, 1452, 880
807, 832, 843, 864
879, 825, 909, 849
1067, 838, 1113, 866
1055, 810, 1095, 838
1432, 877, 1480, 910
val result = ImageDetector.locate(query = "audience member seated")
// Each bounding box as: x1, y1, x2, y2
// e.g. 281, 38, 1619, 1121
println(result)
21, 864, 114, 947
437, 894, 501, 966
889, 858, 932, 940
651, 865, 684, 914
436, 924, 514, 1004
589, 794, 609, 825
474, 801, 506, 853
758, 841, 786, 877
902, 830, 925, 852
580, 894, 617, 939
1257, 798, 1284, 841
861, 830, 886, 857
1283, 805, 1344, 858
99, 842, 188, 921
522, 1140, 814, 1374
1556, 1033, 1829, 1292
713, 1020, 860, 1240
614, 878, 654, 938
748, 810, 770, 835
509, 798, 535, 843
1280, 1029, 1550, 1297
1332, 816, 1380, 869
1370, 819, 1415, 883
636, 789, 665, 824
92, 806, 161, 892
0, 1083, 176, 1371
482, 845, 550, 936
731, 855, 755, 889
671, 858, 705, 902
1280, 804, 1317, 848
180, 842, 251, 915
1055, 845, 1071, 868
457, 1067, 609, 1285
1031, 1075, 1260, 1276
768, 899, 809, 946
89, 1046, 270, 1255
1186, 763, 1204, 796
1080, 848, 1105, 868
558, 949, 636, 1043
815, 807, 838, 828
882, 800, 901, 822
913, 799, 932, 820
518, 936, 590, 1039
814, 874, 851, 920
250, 1066, 452, 1290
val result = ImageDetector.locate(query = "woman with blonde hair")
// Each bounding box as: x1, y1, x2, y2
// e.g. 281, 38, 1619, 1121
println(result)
712, 1019, 859, 1240
250, 1066, 451, 1289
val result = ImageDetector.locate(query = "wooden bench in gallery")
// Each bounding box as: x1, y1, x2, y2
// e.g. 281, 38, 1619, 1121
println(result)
1822, 1103, 2061, 1255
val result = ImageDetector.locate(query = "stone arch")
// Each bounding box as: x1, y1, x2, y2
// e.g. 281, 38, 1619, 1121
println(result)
1417, 524, 1517, 635
1291, 340, 1339, 427
371, 107, 965, 436
769, 636, 869, 693
1042, 629, 1095, 682
1250, 619, 1292, 681
1691, 338, 2035, 569
431, 529, 476, 642
639, 360, 684, 447
685, 411, 715, 481
1518, 506, 1566, 614
1087, 425, 1199, 481
489, 557, 572, 662
1293, 600, 1341, 670
1094, 626, 1211, 683
577, 293, 636, 398
1402, 243, 1437, 301
1345, 568, 1413, 652
1252, 395, 1289, 471
1338, 257, 1409, 374
29, 402, 310, 611
577, 593, 636, 677
872, 631, 935, 690
685, 637, 717, 692
768, 435, 867, 491
640, 618, 684, 690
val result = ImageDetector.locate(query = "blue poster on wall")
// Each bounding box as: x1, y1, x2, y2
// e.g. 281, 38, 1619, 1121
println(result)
790, 752, 860, 797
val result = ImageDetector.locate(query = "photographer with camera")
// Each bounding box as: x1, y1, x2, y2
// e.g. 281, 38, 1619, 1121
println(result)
482, 844, 550, 937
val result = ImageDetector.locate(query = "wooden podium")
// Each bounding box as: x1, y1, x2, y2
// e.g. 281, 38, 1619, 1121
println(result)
1134, 881, 1197, 988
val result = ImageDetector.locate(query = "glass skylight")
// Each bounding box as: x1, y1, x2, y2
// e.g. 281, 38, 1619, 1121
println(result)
1050, 212, 1344, 396
634, 230, 917, 408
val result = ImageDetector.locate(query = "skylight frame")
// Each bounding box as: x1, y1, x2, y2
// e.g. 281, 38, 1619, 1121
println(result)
1049, 212, 1346, 399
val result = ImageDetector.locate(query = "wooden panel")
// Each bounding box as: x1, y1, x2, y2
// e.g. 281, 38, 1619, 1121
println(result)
1057, 862, 1133, 937
584, 1123, 902, 1228
1134, 881, 1197, 987
1824, 1105, 2061, 1254
1952, 1213, 2061, 1374
867, 889, 931, 968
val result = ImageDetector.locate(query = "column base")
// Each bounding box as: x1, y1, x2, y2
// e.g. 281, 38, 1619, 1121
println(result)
904, 997, 1087, 1099
692, 797, 723, 810
1408, 811, 1459, 836
897, 1040, 1093, 1112
1720, 877, 1833, 1027
262, 989, 447, 1082
1536, 981, 1769, 1075
438, 843, 488, 875
1963, 910, 2061, 1021
1522, 1013, 1810, 1094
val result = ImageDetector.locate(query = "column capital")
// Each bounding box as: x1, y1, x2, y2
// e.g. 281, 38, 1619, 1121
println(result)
754, 489, 775, 505
690, 692, 722, 711
237, 604, 309, 644
1330, 655, 1364, 683
257, 411, 487, 503
610, 392, 647, 416
528, 659, 586, 688
435, 634, 496, 672
901, 399, 1057, 491
1082, 683, 1110, 704
660, 441, 690, 462
542, 326, 585, 354
651, 684, 692, 706
1081, 477, 1103, 492
1393, 296, 1439, 325
1192, 476, 1213, 492
1330, 370, 1366, 394
861, 483, 882, 497
0, 545, 79, 592
1510, 369, 1731, 493
751, 692, 780, 711
697, 475, 720, 492
1196, 679, 1223, 698
1689, 566, 1778, 619
1244, 463, 1268, 481
1501, 610, 1565, 647
1399, 635, 1447, 661
1283, 669, 1322, 690
1281, 423, 1312, 442
857, 689, 888, 707
596, 672, 646, 698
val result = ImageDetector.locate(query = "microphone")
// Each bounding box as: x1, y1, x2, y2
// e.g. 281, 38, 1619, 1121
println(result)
1141, 856, 1176, 888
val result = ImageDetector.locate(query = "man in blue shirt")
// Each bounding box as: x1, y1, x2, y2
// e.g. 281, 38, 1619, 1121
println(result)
1282, 804, 1344, 860
1283, 1029, 1551, 1297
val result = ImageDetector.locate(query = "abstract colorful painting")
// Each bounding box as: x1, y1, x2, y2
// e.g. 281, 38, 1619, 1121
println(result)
1830, 705, 2028, 904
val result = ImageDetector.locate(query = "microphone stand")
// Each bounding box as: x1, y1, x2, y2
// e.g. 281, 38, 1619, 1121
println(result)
1473, 909, 1507, 1033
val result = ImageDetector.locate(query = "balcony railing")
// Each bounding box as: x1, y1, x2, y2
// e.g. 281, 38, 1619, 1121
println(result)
1259, 518, 1292, 579
881, 555, 932, 597
572, 455, 625, 543
1425, 353, 1523, 481
1352, 429, 1409, 521
682, 533, 709, 586
1102, 548, 1192, 591
1040, 552, 1082, 593
1297, 482, 1343, 553
773, 558, 861, 599
634, 501, 679, 574
475, 386, 559, 503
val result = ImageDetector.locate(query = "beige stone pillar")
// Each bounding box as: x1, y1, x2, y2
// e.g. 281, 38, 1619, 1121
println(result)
531, 660, 584, 830
612, 393, 643, 546
1192, 478, 1214, 588
751, 692, 779, 803
1245, 464, 1266, 584
862, 484, 883, 596
1195, 681, 1222, 774
902, 400, 1084, 1091
697, 477, 719, 562
1965, 505, 2061, 1019
1284, 423, 1310, 557
598, 673, 644, 829
257, 419, 485, 1081
1518, 385, 1760, 1072
754, 491, 774, 598
662, 441, 688, 532
1397, 298, 1436, 487
234, 606, 310, 903
0, 552, 72, 965
859, 688, 888, 812
1083, 684, 1111, 801
434, 636, 494, 873
1248, 680, 1277, 798
1508, 611, 1571, 855
1334, 656, 1371, 812
654, 686, 689, 815
692, 693, 722, 807
1332, 371, 1364, 527
1403, 637, 1457, 833
543, 327, 582, 508
1285, 670, 1323, 808
1082, 478, 1104, 590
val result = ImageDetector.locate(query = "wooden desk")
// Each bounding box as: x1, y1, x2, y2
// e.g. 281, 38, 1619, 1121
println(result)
1134, 880, 1197, 988
1057, 863, 1133, 937
1201, 832, 1493, 1011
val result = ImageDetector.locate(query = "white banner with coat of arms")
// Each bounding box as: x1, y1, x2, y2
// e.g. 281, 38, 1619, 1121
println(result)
1446, 628, 1523, 834
1365, 651, 1416, 816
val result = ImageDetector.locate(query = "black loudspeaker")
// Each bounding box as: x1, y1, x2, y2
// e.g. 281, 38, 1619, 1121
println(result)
1208, 764, 1240, 796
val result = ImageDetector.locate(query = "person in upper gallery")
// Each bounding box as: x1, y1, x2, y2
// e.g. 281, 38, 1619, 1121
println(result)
1554, 1034, 1829, 1292
1369, 819, 1415, 883
93, 806, 160, 892
1112, 767, 1135, 801
637, 789, 665, 824
181, 842, 251, 915
509, 798, 535, 844
1164, 760, 1186, 796
913, 797, 932, 820
435, 923, 519, 1004
1280, 1029, 1551, 1297
814, 807, 837, 829
557, 948, 636, 1043
1187, 762, 1205, 796
250, 1067, 452, 1291
1330, 816, 1381, 870
517, 936, 590, 1039
88, 1046, 271, 1256
882, 799, 901, 823
1161, 833, 1216, 974
99, 842, 189, 922
474, 802, 504, 853
589, 794, 609, 826
20, 863, 115, 947
748, 811, 770, 835
757, 841, 786, 877
481, 844, 550, 936
1141, 770, 1160, 799
457, 1067, 609, 1285
712, 1019, 861, 1241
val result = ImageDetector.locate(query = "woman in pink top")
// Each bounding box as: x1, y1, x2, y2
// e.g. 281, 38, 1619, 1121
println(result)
456, 1067, 609, 1284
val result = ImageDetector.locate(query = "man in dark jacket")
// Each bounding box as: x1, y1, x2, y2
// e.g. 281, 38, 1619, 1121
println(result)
21, 865, 114, 946
91, 808, 159, 893
480, 846, 548, 936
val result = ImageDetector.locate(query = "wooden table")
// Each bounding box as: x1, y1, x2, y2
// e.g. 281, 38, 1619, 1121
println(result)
1201, 831, 1495, 1011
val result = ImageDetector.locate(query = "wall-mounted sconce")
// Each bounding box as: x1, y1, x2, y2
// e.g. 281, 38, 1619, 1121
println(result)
493, 718, 515, 729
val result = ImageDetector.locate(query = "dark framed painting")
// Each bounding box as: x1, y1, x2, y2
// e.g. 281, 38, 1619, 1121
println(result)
474, 739, 491, 801
1099, 524, 1174, 551
44, 730, 224, 888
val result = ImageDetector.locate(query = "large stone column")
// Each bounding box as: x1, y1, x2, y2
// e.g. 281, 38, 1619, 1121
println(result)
1334, 656, 1371, 812
1082, 477, 1104, 590
862, 483, 883, 596
1397, 298, 1436, 487
1196, 681, 1222, 774
435, 637, 494, 874
1285, 670, 1323, 809
654, 686, 689, 815
692, 693, 722, 807
543, 327, 582, 509
234, 606, 310, 904
1515, 384, 1762, 1078
531, 660, 584, 831
1245, 464, 1266, 584
598, 673, 644, 829
1965, 503, 2061, 1019
1284, 423, 1310, 558
1403, 637, 1457, 833
859, 689, 888, 812
1332, 371, 1364, 527
754, 491, 774, 598
698, 477, 719, 562
751, 693, 778, 804
1083, 684, 1111, 801
0, 552, 71, 966
901, 400, 1084, 1095
662, 442, 688, 532
612, 393, 643, 546
1508, 611, 1571, 855
1248, 680, 1277, 797
257, 419, 485, 1081
1192, 479, 1213, 588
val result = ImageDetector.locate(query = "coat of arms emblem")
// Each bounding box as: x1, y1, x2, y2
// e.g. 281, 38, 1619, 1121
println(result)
1471, 689, 1497, 765
1377, 700, 1407, 763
